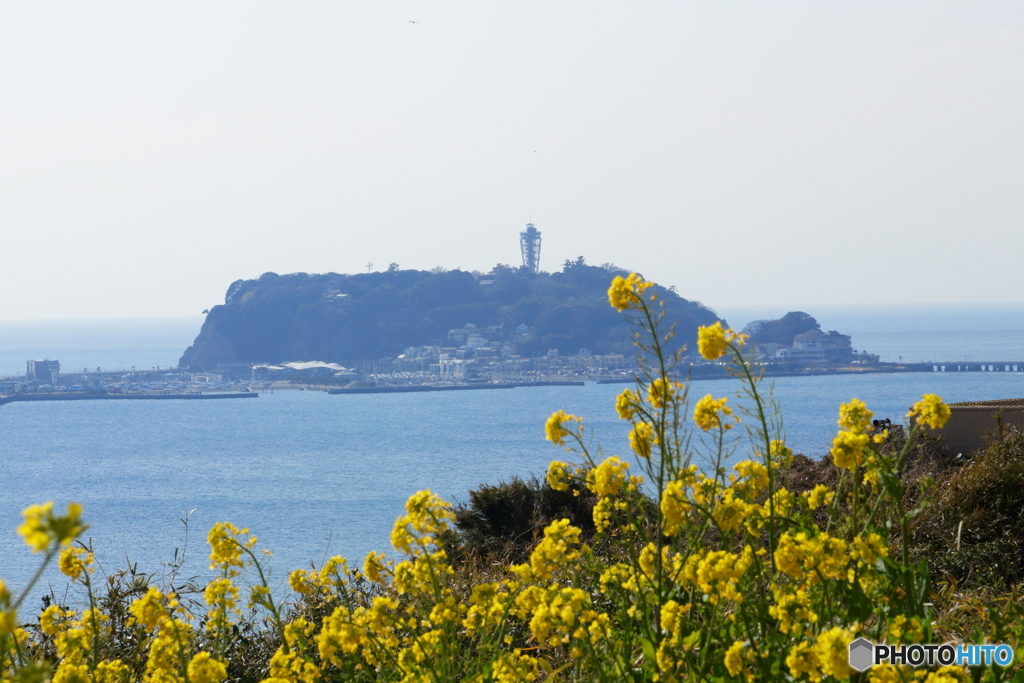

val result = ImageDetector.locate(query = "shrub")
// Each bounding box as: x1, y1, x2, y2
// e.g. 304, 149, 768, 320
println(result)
448, 475, 598, 565
910, 428, 1024, 590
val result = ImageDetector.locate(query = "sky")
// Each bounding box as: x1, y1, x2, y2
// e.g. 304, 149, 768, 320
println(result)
2, 2, 1022, 320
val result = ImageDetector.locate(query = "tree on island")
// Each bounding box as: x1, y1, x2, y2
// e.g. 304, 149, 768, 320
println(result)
742, 311, 820, 346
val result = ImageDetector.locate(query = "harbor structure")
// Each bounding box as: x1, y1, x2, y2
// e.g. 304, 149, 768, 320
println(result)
26, 359, 60, 384
520, 223, 541, 274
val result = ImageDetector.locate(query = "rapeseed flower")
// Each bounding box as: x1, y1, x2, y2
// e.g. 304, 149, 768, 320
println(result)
831, 429, 869, 470
615, 388, 639, 421
607, 272, 653, 311
544, 410, 580, 446
647, 378, 682, 410
628, 422, 653, 459
908, 393, 951, 430
815, 627, 855, 679
546, 460, 570, 491
203, 577, 240, 635
587, 456, 629, 497
515, 518, 582, 582
128, 586, 167, 629
769, 439, 794, 467
187, 651, 228, 683
696, 322, 745, 361
802, 484, 834, 510
838, 398, 873, 434
362, 551, 388, 584
724, 640, 747, 677
207, 522, 254, 575
660, 479, 691, 536
693, 394, 732, 431
18, 501, 84, 553
697, 322, 729, 360
769, 588, 817, 635
58, 546, 93, 581
785, 640, 822, 682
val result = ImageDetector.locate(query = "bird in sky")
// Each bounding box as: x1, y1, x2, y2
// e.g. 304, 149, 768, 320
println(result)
409, 20, 418, 24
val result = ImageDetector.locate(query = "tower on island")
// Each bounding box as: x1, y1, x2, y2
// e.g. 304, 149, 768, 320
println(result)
519, 223, 541, 274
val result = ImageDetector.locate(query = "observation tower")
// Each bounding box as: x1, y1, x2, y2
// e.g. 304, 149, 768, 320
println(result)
519, 223, 541, 274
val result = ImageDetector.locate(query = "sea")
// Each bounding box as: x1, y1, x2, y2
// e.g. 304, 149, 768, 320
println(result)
1, 303, 1023, 600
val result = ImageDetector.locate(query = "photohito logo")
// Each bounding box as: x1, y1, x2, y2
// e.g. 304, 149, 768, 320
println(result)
848, 638, 1015, 672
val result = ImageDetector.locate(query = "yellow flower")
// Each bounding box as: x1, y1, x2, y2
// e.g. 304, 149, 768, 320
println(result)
544, 410, 580, 446
693, 394, 732, 431
390, 490, 455, 555
204, 577, 240, 636
697, 322, 729, 361
724, 640, 746, 677
696, 322, 745, 361
94, 660, 131, 683
629, 422, 654, 459
786, 640, 822, 682
512, 519, 583, 583
831, 429, 869, 470
690, 546, 754, 604
908, 393, 951, 430
733, 459, 769, 498
660, 479, 691, 536
207, 522, 254, 574
187, 652, 228, 683
774, 531, 849, 583
489, 650, 540, 683
58, 546, 93, 581
615, 388, 639, 421
815, 626, 854, 679
647, 378, 682, 410
838, 398, 873, 434
39, 605, 75, 637
18, 501, 85, 553
128, 586, 167, 629
769, 587, 817, 635
607, 272, 653, 311
289, 569, 317, 595
363, 551, 388, 584
587, 456, 630, 497
53, 661, 89, 683
803, 484, 834, 510
769, 439, 794, 467
546, 460, 570, 491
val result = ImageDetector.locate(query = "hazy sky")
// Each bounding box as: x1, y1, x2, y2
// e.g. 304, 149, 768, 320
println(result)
2, 2, 1022, 320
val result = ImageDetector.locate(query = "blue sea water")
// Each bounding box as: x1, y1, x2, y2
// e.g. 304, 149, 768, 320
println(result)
0, 307, 1023, 600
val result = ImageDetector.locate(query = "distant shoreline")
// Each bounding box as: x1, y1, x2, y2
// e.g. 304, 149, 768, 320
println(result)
0, 392, 257, 407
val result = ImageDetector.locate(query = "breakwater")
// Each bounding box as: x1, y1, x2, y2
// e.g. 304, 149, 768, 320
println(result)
0, 392, 258, 407
596, 361, 1024, 384
327, 381, 585, 395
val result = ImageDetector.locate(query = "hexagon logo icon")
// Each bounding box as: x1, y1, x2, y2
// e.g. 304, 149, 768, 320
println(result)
848, 637, 874, 672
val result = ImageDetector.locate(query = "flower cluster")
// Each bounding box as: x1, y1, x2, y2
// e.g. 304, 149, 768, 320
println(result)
544, 409, 582, 446
607, 272, 653, 311
693, 393, 733, 432
17, 501, 85, 554
696, 321, 746, 361
908, 393, 952, 430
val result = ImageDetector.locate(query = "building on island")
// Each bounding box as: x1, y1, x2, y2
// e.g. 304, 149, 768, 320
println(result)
520, 223, 541, 274
26, 359, 60, 384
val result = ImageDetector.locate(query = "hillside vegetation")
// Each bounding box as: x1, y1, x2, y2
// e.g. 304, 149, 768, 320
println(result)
179, 261, 723, 371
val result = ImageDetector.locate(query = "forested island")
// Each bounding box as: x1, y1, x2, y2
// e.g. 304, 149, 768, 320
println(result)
179, 261, 724, 371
